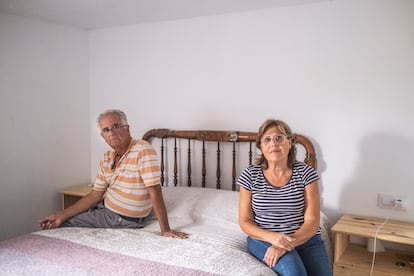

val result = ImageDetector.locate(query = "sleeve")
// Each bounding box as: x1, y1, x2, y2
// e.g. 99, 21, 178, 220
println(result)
237, 166, 254, 192
93, 159, 109, 191
138, 141, 161, 187
302, 163, 320, 187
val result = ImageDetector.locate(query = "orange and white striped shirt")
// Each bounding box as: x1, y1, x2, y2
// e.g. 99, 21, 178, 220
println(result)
93, 139, 161, 218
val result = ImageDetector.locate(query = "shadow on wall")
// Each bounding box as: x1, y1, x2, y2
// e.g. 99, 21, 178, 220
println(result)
339, 133, 414, 222
306, 137, 335, 222
304, 136, 327, 205
304, 135, 338, 261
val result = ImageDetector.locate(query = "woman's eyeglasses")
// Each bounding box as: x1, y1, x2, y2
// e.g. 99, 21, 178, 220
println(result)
100, 123, 128, 136
261, 135, 287, 146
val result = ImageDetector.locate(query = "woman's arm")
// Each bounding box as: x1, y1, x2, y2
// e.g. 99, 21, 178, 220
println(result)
290, 180, 321, 247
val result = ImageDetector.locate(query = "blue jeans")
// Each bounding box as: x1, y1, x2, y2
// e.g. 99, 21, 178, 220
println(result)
247, 234, 332, 276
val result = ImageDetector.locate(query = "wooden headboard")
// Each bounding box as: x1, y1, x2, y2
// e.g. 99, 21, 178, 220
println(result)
143, 129, 316, 191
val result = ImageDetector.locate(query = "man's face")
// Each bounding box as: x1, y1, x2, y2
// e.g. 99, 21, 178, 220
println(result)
99, 113, 130, 150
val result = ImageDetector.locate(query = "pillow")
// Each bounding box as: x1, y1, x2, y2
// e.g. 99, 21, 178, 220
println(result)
160, 186, 332, 264
161, 186, 239, 224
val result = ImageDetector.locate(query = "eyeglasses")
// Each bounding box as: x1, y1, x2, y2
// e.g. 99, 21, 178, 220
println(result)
261, 134, 288, 146
100, 123, 128, 136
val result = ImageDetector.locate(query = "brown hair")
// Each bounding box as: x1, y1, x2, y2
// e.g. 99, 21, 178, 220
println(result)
256, 119, 297, 169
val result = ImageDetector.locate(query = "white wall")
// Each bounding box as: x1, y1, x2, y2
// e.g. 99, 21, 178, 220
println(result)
89, 0, 414, 226
1, 0, 412, 241
0, 13, 90, 240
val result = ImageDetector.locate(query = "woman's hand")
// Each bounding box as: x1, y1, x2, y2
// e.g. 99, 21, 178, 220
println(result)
263, 245, 286, 268
269, 232, 295, 251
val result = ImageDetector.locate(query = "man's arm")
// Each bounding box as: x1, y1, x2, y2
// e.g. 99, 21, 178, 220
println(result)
147, 184, 188, 239
39, 189, 104, 229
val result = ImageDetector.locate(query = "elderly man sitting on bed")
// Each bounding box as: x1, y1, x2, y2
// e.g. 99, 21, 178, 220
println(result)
39, 109, 188, 239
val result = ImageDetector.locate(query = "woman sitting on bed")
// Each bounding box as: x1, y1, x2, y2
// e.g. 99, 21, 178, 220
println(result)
237, 119, 331, 276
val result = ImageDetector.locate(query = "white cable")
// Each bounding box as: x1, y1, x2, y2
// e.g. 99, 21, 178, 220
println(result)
369, 202, 397, 276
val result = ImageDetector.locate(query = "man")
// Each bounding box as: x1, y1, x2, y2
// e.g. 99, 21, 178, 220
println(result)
39, 109, 188, 238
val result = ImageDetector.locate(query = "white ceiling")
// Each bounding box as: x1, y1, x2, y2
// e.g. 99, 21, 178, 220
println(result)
0, 0, 328, 29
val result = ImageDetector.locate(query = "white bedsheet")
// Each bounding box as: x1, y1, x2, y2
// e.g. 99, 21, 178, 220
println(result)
1, 186, 332, 275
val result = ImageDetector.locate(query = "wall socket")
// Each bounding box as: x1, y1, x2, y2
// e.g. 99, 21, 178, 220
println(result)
377, 193, 407, 211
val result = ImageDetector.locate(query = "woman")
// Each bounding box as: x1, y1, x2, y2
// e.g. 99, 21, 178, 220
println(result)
237, 119, 331, 276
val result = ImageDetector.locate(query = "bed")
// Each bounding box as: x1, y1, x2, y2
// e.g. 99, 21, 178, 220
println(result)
0, 128, 332, 275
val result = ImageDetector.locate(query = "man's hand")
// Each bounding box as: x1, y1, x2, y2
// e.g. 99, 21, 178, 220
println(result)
38, 212, 65, 229
162, 229, 189, 239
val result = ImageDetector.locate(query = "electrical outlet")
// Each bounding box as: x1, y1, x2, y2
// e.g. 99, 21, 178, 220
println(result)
377, 193, 407, 211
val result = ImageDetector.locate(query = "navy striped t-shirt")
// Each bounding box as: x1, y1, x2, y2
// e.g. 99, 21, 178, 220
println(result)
237, 161, 320, 235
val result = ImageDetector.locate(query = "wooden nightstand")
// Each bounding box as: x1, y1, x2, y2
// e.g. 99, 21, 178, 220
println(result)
331, 214, 414, 276
61, 184, 93, 210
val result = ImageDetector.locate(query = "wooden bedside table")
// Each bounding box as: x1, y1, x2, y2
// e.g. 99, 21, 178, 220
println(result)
331, 214, 414, 276
61, 184, 93, 210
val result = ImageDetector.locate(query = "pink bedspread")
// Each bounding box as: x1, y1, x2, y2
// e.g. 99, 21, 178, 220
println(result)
1, 233, 217, 276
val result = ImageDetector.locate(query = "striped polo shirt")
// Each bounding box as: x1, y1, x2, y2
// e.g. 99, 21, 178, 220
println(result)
93, 139, 161, 218
237, 161, 320, 235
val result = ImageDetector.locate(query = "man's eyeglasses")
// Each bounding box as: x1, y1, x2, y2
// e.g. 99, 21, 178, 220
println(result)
100, 123, 128, 136
261, 134, 288, 146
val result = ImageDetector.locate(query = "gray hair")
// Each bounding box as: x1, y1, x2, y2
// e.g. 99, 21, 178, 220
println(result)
96, 109, 129, 126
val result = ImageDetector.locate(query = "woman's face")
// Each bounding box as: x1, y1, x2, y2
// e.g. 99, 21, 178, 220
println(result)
260, 126, 291, 165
